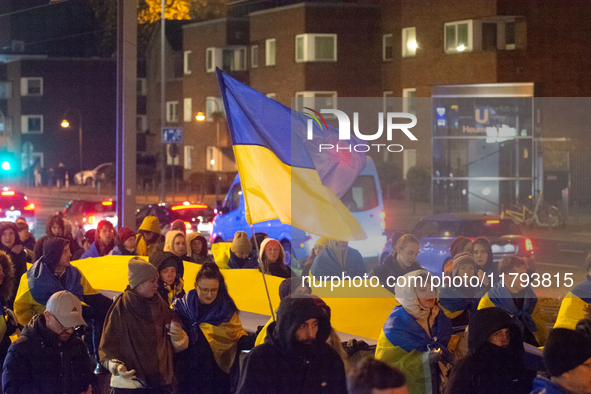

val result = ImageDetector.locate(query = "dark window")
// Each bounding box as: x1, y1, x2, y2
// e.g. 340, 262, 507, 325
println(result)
482, 23, 497, 50
505, 22, 515, 46
230, 183, 242, 212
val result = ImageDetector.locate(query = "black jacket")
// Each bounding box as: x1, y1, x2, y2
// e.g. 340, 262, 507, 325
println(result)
2, 314, 97, 394
369, 252, 423, 294
34, 217, 83, 263
0, 222, 28, 308
237, 297, 347, 394
446, 307, 535, 394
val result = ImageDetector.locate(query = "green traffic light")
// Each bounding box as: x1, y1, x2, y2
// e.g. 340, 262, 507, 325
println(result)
1, 161, 10, 171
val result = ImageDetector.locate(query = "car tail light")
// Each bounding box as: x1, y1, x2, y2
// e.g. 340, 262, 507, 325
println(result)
184, 221, 192, 230
23, 203, 35, 211
88, 215, 96, 225
171, 204, 208, 211
525, 238, 533, 253
486, 219, 500, 224
1, 191, 14, 196
379, 210, 386, 230
102, 201, 113, 206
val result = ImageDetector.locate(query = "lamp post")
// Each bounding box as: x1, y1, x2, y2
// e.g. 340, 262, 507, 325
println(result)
0, 110, 6, 150
61, 108, 82, 197
196, 99, 224, 202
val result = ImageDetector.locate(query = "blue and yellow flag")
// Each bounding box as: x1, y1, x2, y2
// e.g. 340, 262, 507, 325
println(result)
216, 70, 366, 241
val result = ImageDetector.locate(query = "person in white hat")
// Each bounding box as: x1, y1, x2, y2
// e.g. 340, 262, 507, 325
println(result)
2, 290, 97, 393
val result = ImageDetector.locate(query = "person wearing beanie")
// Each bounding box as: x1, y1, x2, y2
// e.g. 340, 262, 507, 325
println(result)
311, 240, 366, 278
370, 234, 423, 294
555, 252, 591, 330
446, 307, 535, 394
3, 290, 98, 394
531, 328, 591, 394
228, 231, 258, 269
109, 227, 137, 256
0, 222, 27, 308
301, 237, 329, 277
237, 296, 347, 394
259, 238, 294, 279
439, 252, 487, 329
81, 220, 116, 259
164, 230, 194, 266
479, 256, 548, 347
442, 236, 473, 276
173, 262, 252, 394
13, 237, 113, 374
250, 232, 268, 251
375, 270, 453, 394
150, 251, 185, 306
186, 232, 213, 265
136, 215, 164, 257
99, 257, 189, 392
170, 219, 187, 235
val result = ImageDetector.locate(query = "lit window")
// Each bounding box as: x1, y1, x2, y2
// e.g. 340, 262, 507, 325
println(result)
206, 47, 246, 72
206, 97, 225, 122
402, 27, 417, 57
166, 101, 179, 123
183, 98, 192, 123
505, 22, 516, 50
444, 20, 473, 53
266, 39, 276, 66
403, 88, 416, 115
184, 50, 192, 74
295, 34, 337, 62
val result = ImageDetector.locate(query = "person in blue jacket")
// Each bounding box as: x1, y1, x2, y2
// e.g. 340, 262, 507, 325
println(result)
375, 269, 453, 394
531, 328, 591, 394
310, 240, 366, 278
81, 220, 115, 259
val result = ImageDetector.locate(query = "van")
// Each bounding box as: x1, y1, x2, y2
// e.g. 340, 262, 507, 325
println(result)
210, 157, 386, 266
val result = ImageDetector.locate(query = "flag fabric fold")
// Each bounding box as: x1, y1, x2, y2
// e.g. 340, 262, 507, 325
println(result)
216, 69, 366, 241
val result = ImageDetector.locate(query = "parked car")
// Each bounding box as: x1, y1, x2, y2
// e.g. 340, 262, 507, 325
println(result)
379, 213, 535, 274
136, 202, 215, 239
210, 157, 387, 266
59, 199, 117, 242
74, 162, 113, 185
0, 188, 36, 231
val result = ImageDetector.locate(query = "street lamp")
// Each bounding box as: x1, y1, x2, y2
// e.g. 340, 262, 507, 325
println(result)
195, 100, 224, 202
61, 108, 83, 196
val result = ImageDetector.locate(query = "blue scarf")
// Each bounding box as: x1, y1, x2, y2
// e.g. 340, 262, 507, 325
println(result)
488, 283, 537, 334
173, 289, 236, 344
383, 305, 452, 354
28, 258, 84, 305
572, 276, 591, 303
439, 285, 486, 314
227, 250, 259, 269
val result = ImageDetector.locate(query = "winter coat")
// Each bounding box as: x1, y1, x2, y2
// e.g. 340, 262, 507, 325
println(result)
14, 238, 112, 327
369, 252, 423, 294
2, 314, 97, 394
136, 216, 164, 257
80, 241, 100, 259
187, 232, 211, 264
227, 250, 259, 269
237, 297, 347, 394
0, 222, 27, 308
258, 238, 295, 279
439, 284, 487, 328
529, 377, 570, 394
478, 283, 548, 346
310, 244, 366, 278
446, 307, 535, 394
34, 218, 82, 263
554, 275, 591, 329
173, 289, 248, 394
375, 270, 453, 394
108, 244, 135, 256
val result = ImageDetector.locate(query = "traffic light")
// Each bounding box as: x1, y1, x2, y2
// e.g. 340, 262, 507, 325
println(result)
0, 151, 16, 174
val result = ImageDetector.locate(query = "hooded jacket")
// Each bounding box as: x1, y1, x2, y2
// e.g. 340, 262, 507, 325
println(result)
2, 314, 97, 394
164, 230, 194, 267
446, 308, 535, 394
375, 270, 453, 394
310, 243, 366, 278
259, 238, 294, 278
370, 252, 423, 294
478, 283, 548, 346
237, 296, 347, 394
136, 216, 164, 257
13, 238, 112, 327
0, 222, 27, 307
150, 251, 185, 306
186, 232, 213, 264
34, 216, 82, 263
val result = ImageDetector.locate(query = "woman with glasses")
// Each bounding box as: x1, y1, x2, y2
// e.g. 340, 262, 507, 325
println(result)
446, 307, 535, 394
173, 262, 253, 394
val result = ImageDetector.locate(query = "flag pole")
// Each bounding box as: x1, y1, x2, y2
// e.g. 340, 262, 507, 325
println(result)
251, 225, 276, 322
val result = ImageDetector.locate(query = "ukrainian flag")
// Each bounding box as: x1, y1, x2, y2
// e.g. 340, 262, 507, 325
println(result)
216, 70, 366, 241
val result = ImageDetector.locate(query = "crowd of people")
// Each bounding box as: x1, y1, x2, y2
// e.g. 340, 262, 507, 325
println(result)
0, 214, 587, 393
